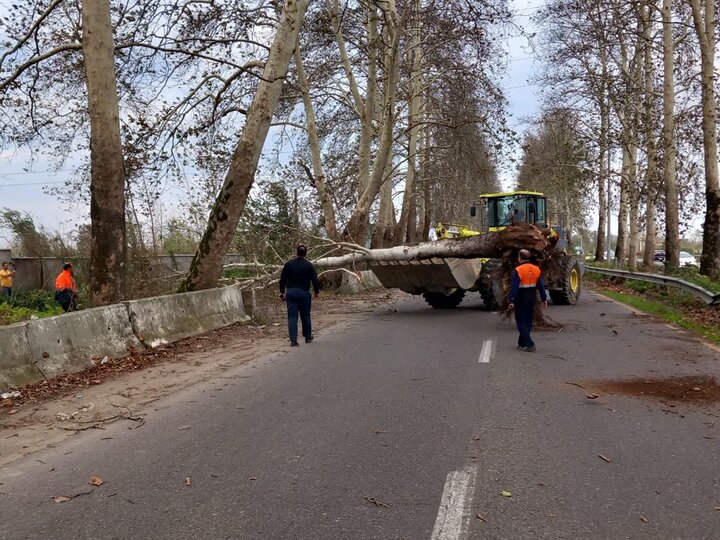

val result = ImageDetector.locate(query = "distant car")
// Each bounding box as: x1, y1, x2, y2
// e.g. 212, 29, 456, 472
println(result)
679, 251, 698, 267
653, 250, 665, 262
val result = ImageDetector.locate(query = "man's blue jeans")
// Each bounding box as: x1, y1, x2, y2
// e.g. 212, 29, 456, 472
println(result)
286, 288, 312, 344
515, 300, 536, 348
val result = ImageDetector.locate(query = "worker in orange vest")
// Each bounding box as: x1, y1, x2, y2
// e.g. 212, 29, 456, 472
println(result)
508, 249, 547, 352
55, 262, 78, 312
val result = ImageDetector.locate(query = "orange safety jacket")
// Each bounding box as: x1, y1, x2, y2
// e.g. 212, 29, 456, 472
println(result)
509, 262, 547, 303
516, 263, 542, 287
55, 270, 77, 292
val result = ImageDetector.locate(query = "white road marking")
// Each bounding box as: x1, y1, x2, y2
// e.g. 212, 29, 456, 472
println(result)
430, 465, 479, 540
478, 339, 494, 364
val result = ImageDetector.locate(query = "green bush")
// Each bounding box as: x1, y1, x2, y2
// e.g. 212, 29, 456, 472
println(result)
8, 289, 57, 311
0, 290, 64, 325
626, 279, 654, 294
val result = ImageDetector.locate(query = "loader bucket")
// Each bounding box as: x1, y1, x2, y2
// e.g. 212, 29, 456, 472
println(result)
369, 258, 483, 295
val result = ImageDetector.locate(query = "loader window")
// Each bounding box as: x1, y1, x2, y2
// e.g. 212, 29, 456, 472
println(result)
535, 198, 547, 227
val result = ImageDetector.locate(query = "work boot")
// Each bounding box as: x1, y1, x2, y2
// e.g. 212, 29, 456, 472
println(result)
290, 341, 299, 347
520, 346, 536, 352
305, 336, 314, 344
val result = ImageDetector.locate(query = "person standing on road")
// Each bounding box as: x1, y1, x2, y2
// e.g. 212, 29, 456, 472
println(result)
279, 244, 320, 347
0, 261, 16, 299
55, 262, 78, 312
508, 249, 547, 352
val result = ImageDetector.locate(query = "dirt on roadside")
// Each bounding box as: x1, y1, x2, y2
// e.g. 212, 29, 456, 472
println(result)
0, 289, 395, 468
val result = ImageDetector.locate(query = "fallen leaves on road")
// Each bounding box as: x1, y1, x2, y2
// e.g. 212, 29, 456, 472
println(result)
640, 517, 649, 523
585, 376, 720, 406
476, 513, 487, 522
586, 394, 600, 400
53, 496, 72, 503
364, 496, 390, 508
88, 476, 104, 486
598, 454, 611, 463
184, 477, 192, 487
501, 491, 512, 497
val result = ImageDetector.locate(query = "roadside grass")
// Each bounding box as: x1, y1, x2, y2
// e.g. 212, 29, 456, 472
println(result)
597, 290, 720, 345
585, 267, 720, 344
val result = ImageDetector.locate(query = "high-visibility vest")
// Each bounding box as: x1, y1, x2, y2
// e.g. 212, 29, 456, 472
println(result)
516, 263, 541, 288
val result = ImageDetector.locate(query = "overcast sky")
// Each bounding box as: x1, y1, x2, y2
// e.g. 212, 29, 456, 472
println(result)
0, 0, 545, 249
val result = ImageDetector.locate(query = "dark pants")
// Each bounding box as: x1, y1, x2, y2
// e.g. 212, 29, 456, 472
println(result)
1, 287, 11, 299
55, 289, 77, 312
286, 288, 312, 343
515, 292, 537, 348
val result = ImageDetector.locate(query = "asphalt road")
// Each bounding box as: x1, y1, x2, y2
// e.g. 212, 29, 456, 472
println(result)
1, 291, 719, 539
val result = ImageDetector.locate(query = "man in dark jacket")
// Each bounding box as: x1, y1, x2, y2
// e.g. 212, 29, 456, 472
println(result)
508, 249, 547, 352
279, 244, 321, 347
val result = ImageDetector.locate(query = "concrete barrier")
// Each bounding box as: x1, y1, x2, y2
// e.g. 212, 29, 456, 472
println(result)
0, 322, 36, 389
26, 304, 142, 380
0, 284, 252, 389
126, 284, 250, 347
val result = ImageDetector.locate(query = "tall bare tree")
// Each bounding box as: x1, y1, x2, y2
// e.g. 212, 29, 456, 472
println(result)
180, 0, 311, 291
687, 0, 720, 278
83, 0, 127, 305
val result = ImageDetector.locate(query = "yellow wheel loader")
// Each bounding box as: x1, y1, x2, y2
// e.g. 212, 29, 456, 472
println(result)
370, 191, 583, 309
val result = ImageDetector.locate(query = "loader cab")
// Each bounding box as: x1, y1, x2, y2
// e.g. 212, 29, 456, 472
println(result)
470, 191, 547, 234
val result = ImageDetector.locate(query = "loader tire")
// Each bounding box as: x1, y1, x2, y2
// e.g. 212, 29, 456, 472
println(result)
479, 259, 504, 310
422, 289, 466, 309
549, 257, 582, 305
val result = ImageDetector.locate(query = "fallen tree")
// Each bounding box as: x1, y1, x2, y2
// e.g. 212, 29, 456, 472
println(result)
313, 223, 550, 267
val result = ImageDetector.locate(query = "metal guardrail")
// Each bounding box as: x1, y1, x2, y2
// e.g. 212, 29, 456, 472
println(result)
585, 266, 720, 306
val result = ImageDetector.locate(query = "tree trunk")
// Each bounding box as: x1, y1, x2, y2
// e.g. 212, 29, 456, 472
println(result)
294, 47, 338, 240
628, 139, 639, 269
641, 4, 658, 271
82, 0, 127, 306
595, 99, 608, 261
662, 0, 680, 268
421, 125, 432, 241
689, 0, 720, 279
395, 0, 422, 244
615, 142, 630, 265
317, 223, 549, 267
343, 0, 401, 244
180, 0, 310, 291
372, 159, 396, 248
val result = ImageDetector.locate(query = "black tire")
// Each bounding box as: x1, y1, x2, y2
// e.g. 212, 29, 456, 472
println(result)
422, 289, 466, 309
549, 257, 582, 305
479, 259, 504, 310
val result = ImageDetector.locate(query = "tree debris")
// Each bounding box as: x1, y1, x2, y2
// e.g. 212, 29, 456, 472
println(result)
364, 496, 390, 508
598, 454, 611, 463
88, 476, 104, 486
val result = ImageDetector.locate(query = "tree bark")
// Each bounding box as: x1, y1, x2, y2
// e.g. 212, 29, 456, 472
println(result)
180, 0, 310, 291
641, 3, 659, 270
317, 223, 549, 267
395, 0, 422, 244
595, 98, 608, 261
343, 0, 401, 244
662, 0, 680, 268
615, 141, 630, 265
294, 47, 338, 240
82, 0, 127, 306
689, 0, 720, 279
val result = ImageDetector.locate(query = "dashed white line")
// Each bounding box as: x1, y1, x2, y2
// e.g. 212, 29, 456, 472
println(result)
430, 465, 479, 540
478, 339, 494, 364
